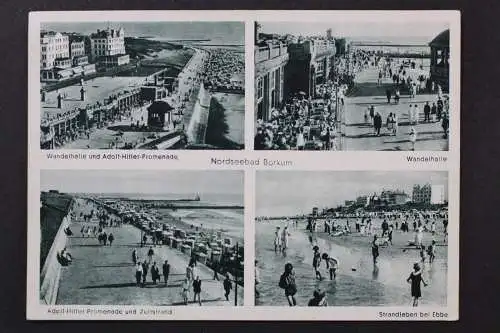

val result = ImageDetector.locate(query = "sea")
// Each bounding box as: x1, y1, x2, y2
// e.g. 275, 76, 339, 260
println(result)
41, 22, 244, 46
255, 219, 447, 307
95, 192, 243, 206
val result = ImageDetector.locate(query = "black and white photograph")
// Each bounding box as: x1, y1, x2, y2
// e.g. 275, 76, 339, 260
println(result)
39, 170, 244, 306
255, 171, 449, 307
254, 21, 451, 151
39, 21, 245, 150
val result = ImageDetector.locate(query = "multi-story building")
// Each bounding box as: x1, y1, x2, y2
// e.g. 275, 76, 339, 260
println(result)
90, 27, 127, 64
255, 41, 289, 122
380, 190, 409, 206
285, 38, 336, 98
356, 195, 370, 207
69, 35, 86, 59
40, 31, 70, 70
412, 184, 432, 204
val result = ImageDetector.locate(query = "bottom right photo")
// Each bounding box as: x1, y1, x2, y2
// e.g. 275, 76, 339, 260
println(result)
255, 171, 449, 307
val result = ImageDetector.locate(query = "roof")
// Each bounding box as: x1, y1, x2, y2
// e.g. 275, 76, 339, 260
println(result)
147, 100, 174, 113
41, 76, 144, 119
429, 29, 449, 47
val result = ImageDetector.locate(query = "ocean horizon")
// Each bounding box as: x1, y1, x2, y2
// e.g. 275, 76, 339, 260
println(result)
70, 192, 244, 206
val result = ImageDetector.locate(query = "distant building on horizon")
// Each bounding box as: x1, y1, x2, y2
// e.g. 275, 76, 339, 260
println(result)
412, 184, 432, 204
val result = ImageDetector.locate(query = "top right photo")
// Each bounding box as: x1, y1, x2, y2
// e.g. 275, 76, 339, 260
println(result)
254, 19, 452, 151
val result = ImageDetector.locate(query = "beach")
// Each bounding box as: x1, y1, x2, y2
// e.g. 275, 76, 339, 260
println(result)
256, 217, 448, 306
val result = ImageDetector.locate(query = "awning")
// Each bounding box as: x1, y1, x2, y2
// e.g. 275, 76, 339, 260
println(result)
57, 70, 72, 78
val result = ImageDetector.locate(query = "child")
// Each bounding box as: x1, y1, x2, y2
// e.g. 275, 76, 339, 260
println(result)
427, 240, 436, 264
312, 246, 323, 280
322, 253, 339, 280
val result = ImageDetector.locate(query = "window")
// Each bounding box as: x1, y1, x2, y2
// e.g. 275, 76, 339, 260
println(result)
257, 77, 263, 100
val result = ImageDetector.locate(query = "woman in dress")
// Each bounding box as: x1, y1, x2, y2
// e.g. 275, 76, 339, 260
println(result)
407, 263, 428, 307
409, 127, 417, 151
181, 278, 190, 305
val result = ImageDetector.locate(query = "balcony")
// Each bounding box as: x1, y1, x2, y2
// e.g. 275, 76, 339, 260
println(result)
255, 44, 288, 63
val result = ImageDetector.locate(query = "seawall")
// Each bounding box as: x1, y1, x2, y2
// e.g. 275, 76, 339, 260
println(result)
39, 211, 72, 305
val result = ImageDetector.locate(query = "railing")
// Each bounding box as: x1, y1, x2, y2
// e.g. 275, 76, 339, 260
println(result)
255, 44, 288, 63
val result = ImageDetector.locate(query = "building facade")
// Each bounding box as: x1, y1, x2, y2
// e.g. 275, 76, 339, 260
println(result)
380, 190, 409, 206
255, 42, 289, 122
90, 27, 126, 62
429, 29, 450, 92
40, 32, 70, 70
69, 36, 86, 60
412, 184, 432, 204
285, 38, 336, 98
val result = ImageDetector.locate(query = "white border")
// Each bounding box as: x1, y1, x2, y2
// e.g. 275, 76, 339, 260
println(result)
28, 10, 460, 321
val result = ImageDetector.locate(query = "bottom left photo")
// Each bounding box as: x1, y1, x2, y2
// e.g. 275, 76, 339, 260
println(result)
39, 169, 244, 306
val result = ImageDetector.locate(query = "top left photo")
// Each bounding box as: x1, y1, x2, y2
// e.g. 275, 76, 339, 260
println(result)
38, 21, 245, 150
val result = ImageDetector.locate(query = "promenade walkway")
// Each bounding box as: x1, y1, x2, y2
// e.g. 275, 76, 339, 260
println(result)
56, 200, 243, 306
343, 67, 448, 151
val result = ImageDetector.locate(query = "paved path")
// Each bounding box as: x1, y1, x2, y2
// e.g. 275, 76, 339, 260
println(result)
343, 68, 448, 151
56, 199, 243, 306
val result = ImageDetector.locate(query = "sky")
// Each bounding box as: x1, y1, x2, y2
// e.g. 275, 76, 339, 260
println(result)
40, 170, 243, 195
40, 22, 244, 43
256, 171, 448, 217
259, 21, 449, 43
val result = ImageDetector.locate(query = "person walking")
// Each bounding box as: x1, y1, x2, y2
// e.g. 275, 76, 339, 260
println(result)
151, 262, 160, 284
386, 88, 392, 103
424, 102, 431, 122
132, 249, 138, 265
407, 263, 428, 307
409, 127, 417, 151
181, 278, 190, 305
186, 263, 195, 283
279, 263, 297, 306
193, 276, 202, 306
413, 104, 420, 125
431, 102, 437, 122
162, 260, 170, 285
141, 261, 149, 286
223, 274, 232, 301
281, 226, 290, 252
442, 112, 449, 139
107, 233, 114, 246
372, 235, 380, 265
322, 253, 339, 281
312, 246, 323, 280
135, 262, 143, 287
147, 246, 154, 264
274, 227, 282, 253
374, 112, 382, 136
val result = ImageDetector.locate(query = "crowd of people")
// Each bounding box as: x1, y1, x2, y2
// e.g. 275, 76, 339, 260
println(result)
131, 247, 235, 306
202, 49, 244, 92
255, 81, 348, 151
259, 206, 447, 307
